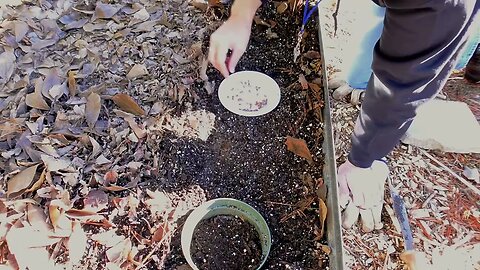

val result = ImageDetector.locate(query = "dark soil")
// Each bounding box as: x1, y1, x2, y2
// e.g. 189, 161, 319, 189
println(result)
191, 215, 262, 270
156, 3, 328, 270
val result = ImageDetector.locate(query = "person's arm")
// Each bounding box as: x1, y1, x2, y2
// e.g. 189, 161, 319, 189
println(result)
208, 0, 262, 77
230, 0, 262, 22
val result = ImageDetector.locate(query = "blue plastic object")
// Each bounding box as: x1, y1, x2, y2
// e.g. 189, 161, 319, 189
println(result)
344, 3, 480, 89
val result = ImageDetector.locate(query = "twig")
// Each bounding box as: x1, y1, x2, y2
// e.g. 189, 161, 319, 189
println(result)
332, 0, 341, 36
420, 149, 480, 197
265, 201, 294, 206
382, 251, 390, 270
421, 190, 438, 208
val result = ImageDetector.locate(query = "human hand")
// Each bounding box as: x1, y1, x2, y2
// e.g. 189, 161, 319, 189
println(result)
338, 160, 388, 232
208, 15, 252, 77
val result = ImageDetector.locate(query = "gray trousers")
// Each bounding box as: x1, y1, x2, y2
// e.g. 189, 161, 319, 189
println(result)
349, 0, 480, 168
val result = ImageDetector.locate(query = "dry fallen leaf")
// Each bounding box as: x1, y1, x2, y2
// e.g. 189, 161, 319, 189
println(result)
208, 0, 222, 7
7, 164, 39, 198
152, 223, 169, 242
89, 136, 102, 158
316, 179, 327, 202
191, 1, 208, 11
49, 203, 62, 229
299, 74, 309, 90
133, 8, 150, 21
42, 69, 62, 100
7, 226, 61, 249
83, 189, 109, 212
104, 171, 119, 184
126, 64, 148, 79
26, 79, 50, 110
103, 185, 129, 192
285, 136, 313, 164
49, 84, 66, 101
308, 82, 321, 93
124, 116, 147, 139
86, 92, 101, 127
67, 70, 77, 96
96, 154, 111, 165
321, 244, 331, 255
65, 18, 89, 30
49, 203, 72, 233
106, 238, 132, 265
277, 2, 288, 13
41, 155, 71, 172
6, 226, 60, 270
93, 3, 122, 20
112, 93, 145, 116
14, 20, 29, 42
0, 51, 15, 81
253, 16, 271, 27
65, 209, 102, 219
145, 190, 171, 217
304, 50, 321, 60
27, 203, 51, 232
68, 221, 87, 264
318, 198, 327, 238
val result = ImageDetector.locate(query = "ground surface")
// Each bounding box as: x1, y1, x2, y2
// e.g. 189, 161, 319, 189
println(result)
320, 1, 480, 269
0, 1, 331, 270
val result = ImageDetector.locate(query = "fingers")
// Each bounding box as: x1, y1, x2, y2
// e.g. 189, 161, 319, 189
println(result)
337, 162, 353, 209
208, 36, 230, 78
371, 204, 384, 230
338, 179, 351, 209
227, 47, 244, 73
339, 193, 350, 210
359, 208, 375, 233
341, 202, 359, 229
215, 43, 231, 77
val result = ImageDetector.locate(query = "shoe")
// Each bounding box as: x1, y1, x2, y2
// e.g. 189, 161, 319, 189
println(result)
465, 43, 480, 83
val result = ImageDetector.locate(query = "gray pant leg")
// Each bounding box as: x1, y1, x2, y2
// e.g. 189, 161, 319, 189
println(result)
349, 0, 479, 168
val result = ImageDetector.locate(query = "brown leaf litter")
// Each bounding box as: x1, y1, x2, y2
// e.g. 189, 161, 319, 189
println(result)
0, 0, 214, 268
0, 0, 332, 268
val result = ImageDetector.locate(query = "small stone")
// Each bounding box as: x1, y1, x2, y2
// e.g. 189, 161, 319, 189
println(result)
401, 100, 480, 153
328, 78, 347, 90
332, 84, 353, 100
463, 166, 479, 184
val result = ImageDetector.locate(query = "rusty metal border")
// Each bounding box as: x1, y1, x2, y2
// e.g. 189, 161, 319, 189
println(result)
317, 7, 346, 270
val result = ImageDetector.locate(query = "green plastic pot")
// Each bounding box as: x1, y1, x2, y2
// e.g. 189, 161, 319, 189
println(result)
181, 198, 272, 270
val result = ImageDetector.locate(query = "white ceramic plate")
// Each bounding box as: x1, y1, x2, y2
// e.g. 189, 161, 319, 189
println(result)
218, 71, 281, 117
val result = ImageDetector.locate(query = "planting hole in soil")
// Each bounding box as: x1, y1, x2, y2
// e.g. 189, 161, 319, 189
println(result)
191, 215, 262, 270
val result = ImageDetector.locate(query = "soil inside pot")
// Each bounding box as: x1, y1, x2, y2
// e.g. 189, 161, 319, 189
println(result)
191, 215, 263, 270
